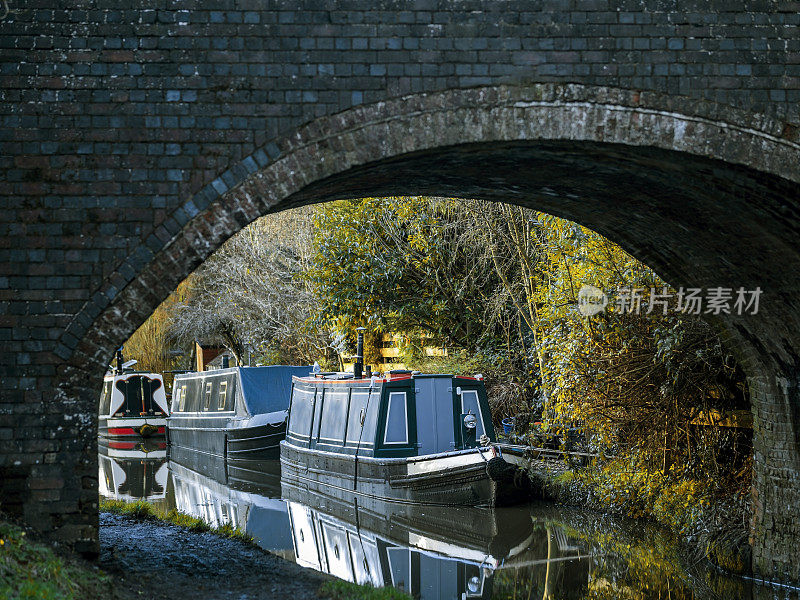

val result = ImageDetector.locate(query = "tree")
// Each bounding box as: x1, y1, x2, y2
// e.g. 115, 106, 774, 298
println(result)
123, 279, 191, 383
533, 214, 749, 483
306, 197, 515, 354
168, 206, 336, 366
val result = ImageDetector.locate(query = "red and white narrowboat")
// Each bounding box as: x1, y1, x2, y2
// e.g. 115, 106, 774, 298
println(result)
98, 349, 169, 443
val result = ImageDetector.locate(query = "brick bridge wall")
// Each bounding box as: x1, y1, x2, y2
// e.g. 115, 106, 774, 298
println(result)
2, 0, 800, 583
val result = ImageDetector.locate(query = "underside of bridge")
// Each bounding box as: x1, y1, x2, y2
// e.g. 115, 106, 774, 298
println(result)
20, 87, 793, 583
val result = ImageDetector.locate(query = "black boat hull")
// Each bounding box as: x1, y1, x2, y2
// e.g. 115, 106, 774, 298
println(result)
280, 440, 510, 507
168, 415, 286, 462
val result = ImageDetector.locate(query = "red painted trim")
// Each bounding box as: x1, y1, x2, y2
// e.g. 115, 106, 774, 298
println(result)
292, 374, 478, 383
108, 441, 138, 449
293, 376, 389, 384
107, 427, 137, 435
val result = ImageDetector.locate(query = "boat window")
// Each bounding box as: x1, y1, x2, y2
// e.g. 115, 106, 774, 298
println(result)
177, 385, 187, 412
346, 390, 371, 444
319, 388, 348, 444
203, 382, 213, 411
217, 381, 228, 410
383, 392, 408, 445
460, 389, 485, 439
288, 386, 315, 439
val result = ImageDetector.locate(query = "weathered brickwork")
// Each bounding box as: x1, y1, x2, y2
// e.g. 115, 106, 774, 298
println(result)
1, 0, 799, 582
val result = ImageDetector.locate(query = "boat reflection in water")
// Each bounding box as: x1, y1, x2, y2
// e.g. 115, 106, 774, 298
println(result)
166, 451, 294, 555
100, 450, 756, 599
98, 440, 169, 510
280, 482, 581, 599
160, 451, 590, 599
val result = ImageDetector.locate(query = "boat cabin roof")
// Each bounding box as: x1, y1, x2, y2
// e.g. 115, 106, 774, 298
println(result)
173, 365, 312, 417
293, 371, 484, 385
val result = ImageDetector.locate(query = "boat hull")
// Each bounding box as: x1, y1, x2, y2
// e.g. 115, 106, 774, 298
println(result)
99, 416, 166, 440
280, 440, 506, 507
167, 415, 286, 462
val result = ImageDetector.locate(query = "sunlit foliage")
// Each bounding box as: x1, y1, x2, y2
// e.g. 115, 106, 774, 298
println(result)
123, 279, 191, 376
306, 197, 510, 351
533, 213, 750, 490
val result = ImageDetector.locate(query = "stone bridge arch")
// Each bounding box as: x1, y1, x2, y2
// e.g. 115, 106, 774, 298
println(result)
53, 84, 800, 581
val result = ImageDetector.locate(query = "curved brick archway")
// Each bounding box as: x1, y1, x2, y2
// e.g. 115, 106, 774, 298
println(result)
54, 84, 800, 581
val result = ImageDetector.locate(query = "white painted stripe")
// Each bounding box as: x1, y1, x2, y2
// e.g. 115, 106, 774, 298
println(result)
100, 418, 167, 427
405, 451, 487, 475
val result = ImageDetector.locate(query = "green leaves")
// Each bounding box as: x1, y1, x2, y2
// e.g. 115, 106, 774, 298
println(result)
307, 197, 510, 352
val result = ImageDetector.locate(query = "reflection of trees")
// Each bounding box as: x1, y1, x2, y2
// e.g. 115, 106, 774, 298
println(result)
482, 513, 754, 600
490, 524, 590, 600
537, 511, 753, 600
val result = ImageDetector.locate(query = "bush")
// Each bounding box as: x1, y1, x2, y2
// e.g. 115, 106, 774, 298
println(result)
0, 520, 114, 600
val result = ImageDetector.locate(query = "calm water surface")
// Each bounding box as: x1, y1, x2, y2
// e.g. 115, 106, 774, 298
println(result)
99, 445, 787, 600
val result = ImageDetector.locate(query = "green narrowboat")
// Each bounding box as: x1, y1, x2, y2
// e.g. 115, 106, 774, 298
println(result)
280, 369, 529, 507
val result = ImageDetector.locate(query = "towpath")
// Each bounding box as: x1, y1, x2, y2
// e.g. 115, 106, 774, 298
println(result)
100, 512, 329, 599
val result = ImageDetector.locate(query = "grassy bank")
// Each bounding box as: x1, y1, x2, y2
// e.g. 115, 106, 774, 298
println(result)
100, 499, 254, 544
0, 519, 115, 600
319, 580, 412, 600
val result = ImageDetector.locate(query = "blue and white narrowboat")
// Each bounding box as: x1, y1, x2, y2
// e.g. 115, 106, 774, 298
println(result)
168, 365, 311, 461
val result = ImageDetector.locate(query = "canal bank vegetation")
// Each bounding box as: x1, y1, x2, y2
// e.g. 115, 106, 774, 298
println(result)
99, 499, 254, 544
319, 580, 412, 600
0, 518, 115, 600
529, 213, 752, 573
127, 197, 753, 572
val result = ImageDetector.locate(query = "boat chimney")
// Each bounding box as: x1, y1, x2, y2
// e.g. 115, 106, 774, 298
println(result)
354, 327, 365, 379
115, 347, 124, 375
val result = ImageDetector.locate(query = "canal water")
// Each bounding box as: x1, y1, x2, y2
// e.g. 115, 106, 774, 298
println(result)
99, 445, 781, 600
